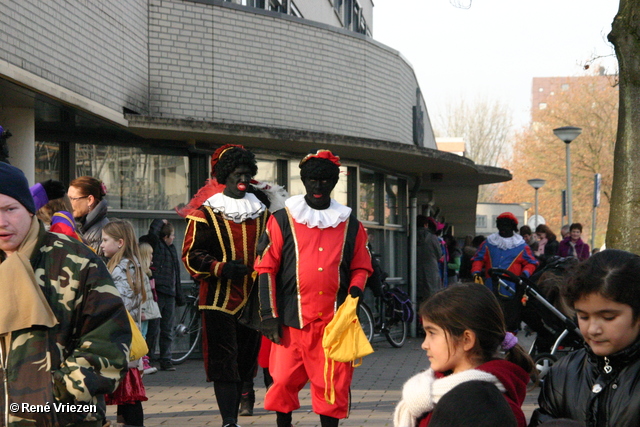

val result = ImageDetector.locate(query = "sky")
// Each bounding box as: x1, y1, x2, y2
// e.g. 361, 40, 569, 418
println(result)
372, 0, 619, 129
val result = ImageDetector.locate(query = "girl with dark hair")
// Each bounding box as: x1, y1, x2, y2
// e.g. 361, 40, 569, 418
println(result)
530, 249, 640, 427
394, 283, 535, 427
68, 176, 109, 254
534, 224, 559, 267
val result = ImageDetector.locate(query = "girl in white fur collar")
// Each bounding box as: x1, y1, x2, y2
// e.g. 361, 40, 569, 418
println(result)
393, 284, 536, 427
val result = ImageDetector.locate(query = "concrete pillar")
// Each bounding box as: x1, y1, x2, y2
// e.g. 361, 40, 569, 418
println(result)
0, 108, 35, 184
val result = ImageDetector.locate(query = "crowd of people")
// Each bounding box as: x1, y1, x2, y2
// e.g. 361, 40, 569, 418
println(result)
1, 147, 637, 427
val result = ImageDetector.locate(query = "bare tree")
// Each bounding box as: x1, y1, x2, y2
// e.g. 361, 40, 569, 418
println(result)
434, 96, 514, 201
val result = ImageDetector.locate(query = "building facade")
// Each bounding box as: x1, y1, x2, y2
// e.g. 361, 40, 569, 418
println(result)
1, 0, 510, 319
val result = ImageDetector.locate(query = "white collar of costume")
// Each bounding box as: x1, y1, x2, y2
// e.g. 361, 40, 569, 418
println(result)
203, 192, 266, 223
285, 194, 351, 229
487, 232, 525, 250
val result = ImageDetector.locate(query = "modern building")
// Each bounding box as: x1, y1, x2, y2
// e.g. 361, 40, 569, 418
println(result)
531, 67, 616, 116
475, 203, 527, 236
1, 0, 510, 295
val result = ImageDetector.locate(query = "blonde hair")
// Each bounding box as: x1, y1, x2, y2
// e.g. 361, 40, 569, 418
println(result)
138, 242, 153, 277
103, 219, 147, 301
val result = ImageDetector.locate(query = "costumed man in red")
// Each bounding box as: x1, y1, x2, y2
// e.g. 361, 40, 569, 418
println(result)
181, 145, 269, 427
254, 150, 373, 427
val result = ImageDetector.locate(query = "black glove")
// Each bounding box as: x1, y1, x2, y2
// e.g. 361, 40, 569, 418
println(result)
349, 286, 363, 299
260, 318, 282, 344
221, 260, 249, 280
175, 293, 186, 307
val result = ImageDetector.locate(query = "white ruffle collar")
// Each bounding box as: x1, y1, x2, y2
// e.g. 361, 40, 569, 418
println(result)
203, 192, 266, 223
285, 194, 351, 229
486, 232, 525, 250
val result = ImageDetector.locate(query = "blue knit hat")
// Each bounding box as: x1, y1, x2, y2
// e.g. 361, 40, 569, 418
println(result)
0, 162, 36, 214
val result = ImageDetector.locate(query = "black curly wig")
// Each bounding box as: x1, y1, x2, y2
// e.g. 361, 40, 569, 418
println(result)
300, 158, 340, 181
214, 147, 258, 183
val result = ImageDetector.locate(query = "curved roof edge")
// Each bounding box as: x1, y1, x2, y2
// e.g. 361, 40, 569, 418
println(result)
126, 115, 511, 186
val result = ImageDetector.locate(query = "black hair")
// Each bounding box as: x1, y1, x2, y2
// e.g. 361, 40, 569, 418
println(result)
215, 147, 258, 184
471, 235, 486, 247
565, 249, 640, 320
519, 225, 532, 236
417, 215, 429, 228
299, 158, 339, 181
569, 222, 583, 232
159, 222, 174, 239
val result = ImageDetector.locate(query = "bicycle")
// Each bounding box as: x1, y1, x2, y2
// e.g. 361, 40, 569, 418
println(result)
171, 282, 202, 365
357, 282, 411, 348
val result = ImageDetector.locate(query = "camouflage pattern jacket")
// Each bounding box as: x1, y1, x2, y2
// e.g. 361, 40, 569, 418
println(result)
0, 227, 130, 427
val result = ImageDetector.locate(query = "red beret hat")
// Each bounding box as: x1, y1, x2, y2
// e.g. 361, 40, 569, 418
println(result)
497, 212, 518, 225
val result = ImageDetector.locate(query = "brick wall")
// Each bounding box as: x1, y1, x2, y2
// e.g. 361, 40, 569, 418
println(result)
149, 0, 432, 147
1, 0, 434, 148
0, 0, 149, 115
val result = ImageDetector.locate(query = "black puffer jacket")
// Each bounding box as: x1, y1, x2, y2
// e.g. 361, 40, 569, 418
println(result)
148, 219, 184, 303
529, 338, 640, 427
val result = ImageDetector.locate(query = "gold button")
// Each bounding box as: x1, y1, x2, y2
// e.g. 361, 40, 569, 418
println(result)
318, 267, 323, 271
319, 247, 324, 251
319, 291, 323, 295
318, 312, 323, 316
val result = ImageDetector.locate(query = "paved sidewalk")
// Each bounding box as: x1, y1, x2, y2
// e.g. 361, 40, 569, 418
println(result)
120, 338, 539, 426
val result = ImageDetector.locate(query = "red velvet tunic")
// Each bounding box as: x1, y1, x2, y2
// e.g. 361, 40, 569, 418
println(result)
255, 209, 372, 328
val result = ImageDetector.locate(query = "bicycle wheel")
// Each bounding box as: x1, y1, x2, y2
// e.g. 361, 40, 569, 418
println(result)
357, 302, 374, 343
171, 296, 202, 365
384, 298, 407, 348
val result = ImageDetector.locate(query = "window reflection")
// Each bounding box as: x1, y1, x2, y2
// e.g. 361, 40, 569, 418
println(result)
35, 141, 61, 182
75, 144, 189, 210
359, 169, 377, 223
385, 176, 398, 225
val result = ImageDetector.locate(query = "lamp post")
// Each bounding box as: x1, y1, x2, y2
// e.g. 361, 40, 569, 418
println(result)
527, 179, 546, 229
553, 126, 582, 225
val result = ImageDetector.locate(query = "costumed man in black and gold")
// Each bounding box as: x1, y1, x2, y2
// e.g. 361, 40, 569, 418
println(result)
181, 145, 268, 427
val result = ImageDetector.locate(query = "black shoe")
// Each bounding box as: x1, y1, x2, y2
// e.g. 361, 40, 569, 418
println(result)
159, 360, 176, 371
239, 389, 255, 416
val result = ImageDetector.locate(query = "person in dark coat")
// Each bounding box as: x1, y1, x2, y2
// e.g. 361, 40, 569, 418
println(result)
534, 224, 559, 268
144, 219, 185, 371
530, 250, 640, 427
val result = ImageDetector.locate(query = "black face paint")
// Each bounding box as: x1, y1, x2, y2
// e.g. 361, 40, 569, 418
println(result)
223, 165, 253, 199
302, 176, 338, 210
496, 219, 516, 238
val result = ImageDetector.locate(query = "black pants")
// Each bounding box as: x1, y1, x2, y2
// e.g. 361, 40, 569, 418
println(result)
202, 309, 261, 383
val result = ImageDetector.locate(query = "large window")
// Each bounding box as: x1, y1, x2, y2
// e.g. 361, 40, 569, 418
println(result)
35, 141, 61, 182
75, 144, 189, 211
359, 169, 408, 281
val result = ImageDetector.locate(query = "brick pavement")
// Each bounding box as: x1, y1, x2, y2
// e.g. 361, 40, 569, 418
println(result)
119, 337, 539, 426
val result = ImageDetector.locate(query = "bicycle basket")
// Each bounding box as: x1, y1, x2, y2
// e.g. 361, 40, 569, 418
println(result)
385, 287, 414, 323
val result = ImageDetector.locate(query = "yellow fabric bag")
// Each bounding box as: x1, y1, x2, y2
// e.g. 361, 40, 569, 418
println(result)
127, 311, 149, 361
322, 295, 374, 404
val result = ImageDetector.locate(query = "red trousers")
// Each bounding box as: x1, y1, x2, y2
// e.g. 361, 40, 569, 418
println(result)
264, 320, 354, 418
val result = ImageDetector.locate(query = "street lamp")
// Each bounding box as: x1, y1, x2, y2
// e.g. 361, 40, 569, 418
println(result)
527, 178, 546, 229
553, 126, 582, 225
